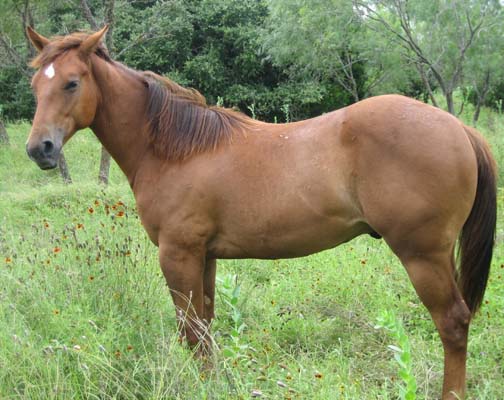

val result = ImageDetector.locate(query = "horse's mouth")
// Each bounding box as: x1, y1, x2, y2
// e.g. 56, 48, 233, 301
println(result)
30, 154, 59, 170
39, 160, 58, 170
26, 139, 61, 170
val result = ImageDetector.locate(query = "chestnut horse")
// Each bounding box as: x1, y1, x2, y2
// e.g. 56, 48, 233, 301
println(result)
25, 27, 496, 399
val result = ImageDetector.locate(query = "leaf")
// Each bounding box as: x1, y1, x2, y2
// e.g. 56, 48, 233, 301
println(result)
232, 285, 241, 299
388, 345, 403, 353
401, 351, 411, 364
222, 348, 235, 358
398, 369, 410, 380
405, 391, 416, 400
394, 353, 406, 368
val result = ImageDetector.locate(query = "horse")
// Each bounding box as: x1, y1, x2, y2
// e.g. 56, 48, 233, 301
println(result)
24, 27, 496, 400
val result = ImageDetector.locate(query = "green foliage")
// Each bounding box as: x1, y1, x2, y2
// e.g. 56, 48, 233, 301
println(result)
178, 0, 301, 120
376, 311, 417, 400
0, 0, 334, 122
0, 67, 34, 121
217, 274, 252, 363
264, 0, 419, 104
360, 0, 503, 114
1, 0, 503, 123
265, 0, 365, 102
114, 0, 193, 73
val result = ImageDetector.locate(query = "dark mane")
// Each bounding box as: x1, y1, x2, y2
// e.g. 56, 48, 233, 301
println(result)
30, 31, 111, 68
143, 71, 253, 161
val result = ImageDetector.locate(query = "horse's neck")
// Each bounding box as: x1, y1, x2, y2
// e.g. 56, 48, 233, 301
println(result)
90, 56, 152, 186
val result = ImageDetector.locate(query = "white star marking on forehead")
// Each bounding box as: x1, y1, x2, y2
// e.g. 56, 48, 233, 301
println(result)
44, 63, 55, 79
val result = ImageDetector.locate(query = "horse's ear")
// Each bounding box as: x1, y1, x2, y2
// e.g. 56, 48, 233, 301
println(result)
79, 25, 109, 57
26, 26, 50, 52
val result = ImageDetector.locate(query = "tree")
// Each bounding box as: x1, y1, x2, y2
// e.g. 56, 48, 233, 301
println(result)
2, 0, 502, 131
80, 0, 115, 185
355, 0, 500, 115
465, 9, 504, 125
264, 0, 421, 107
0, 119, 9, 145
0, 1, 35, 120
266, 0, 370, 103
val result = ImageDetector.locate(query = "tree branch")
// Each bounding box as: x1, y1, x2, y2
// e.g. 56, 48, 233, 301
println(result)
80, 0, 99, 30
415, 62, 438, 107
0, 33, 31, 77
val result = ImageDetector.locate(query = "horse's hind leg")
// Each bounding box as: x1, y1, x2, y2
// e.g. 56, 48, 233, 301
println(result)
396, 248, 470, 399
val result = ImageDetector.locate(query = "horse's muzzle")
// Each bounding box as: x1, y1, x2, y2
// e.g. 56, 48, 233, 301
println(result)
26, 138, 61, 170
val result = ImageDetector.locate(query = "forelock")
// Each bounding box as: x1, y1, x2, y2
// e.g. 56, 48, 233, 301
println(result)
30, 31, 111, 69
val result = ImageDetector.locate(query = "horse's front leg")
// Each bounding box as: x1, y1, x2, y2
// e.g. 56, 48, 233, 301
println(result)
159, 243, 211, 353
203, 259, 217, 323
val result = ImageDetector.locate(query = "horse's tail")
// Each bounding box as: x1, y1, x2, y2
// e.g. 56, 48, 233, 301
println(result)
458, 126, 497, 315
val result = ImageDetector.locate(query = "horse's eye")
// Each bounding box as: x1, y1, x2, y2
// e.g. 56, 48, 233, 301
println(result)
64, 81, 79, 91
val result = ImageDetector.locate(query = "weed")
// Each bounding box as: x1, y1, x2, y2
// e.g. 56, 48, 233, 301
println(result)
376, 310, 417, 400
217, 274, 253, 363
247, 103, 257, 120
281, 103, 290, 123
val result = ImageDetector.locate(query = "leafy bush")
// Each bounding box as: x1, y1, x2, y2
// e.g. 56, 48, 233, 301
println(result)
0, 67, 34, 121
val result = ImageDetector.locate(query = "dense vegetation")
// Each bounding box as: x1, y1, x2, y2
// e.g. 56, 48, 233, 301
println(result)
1, 0, 503, 123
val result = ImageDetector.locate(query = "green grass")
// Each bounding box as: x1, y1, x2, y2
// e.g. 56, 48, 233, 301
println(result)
1, 109, 503, 399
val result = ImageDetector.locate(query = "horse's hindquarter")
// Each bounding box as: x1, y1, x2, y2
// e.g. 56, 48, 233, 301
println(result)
346, 95, 478, 255
205, 112, 369, 259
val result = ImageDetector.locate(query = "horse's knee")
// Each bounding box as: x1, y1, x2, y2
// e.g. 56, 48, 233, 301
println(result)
203, 295, 215, 322
185, 327, 202, 348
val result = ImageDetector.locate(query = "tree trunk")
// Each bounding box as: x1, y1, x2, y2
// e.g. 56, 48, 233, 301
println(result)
81, 0, 115, 185
19, 0, 36, 59
97, 0, 115, 185
472, 70, 491, 126
456, 88, 467, 117
80, 0, 98, 30
98, 146, 111, 185
416, 63, 438, 108
0, 120, 9, 145
58, 152, 72, 184
104, 0, 115, 54
473, 103, 482, 126
445, 91, 455, 115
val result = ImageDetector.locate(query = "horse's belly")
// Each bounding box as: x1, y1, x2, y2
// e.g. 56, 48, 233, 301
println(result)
208, 216, 368, 259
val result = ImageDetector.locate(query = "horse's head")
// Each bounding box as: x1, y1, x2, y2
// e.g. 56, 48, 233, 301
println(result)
25, 26, 108, 169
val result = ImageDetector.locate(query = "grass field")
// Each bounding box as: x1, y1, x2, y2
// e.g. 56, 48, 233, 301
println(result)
1, 108, 503, 399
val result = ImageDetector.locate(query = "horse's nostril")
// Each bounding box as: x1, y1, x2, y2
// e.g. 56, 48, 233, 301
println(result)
42, 140, 54, 155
